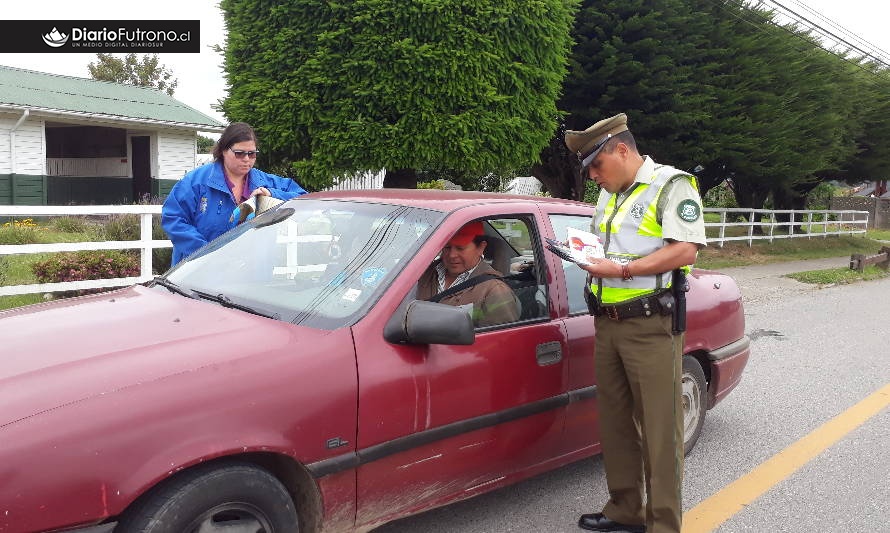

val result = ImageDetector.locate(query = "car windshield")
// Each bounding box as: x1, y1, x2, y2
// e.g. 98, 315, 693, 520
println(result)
164, 199, 443, 329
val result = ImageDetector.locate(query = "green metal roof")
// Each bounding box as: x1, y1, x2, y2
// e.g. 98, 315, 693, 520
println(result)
0, 65, 224, 130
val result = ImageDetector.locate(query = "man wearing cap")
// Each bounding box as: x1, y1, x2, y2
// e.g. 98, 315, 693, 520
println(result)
564, 113, 706, 533
416, 221, 520, 327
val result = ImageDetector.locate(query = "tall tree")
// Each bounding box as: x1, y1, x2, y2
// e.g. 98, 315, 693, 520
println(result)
688, 1, 859, 214
535, 0, 713, 200
540, 0, 883, 213
197, 135, 215, 154
834, 65, 890, 185
87, 53, 179, 96
220, 0, 578, 190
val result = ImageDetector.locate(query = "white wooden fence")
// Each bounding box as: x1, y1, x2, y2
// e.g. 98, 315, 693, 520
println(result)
0, 205, 169, 297
707, 207, 869, 247
0, 205, 870, 298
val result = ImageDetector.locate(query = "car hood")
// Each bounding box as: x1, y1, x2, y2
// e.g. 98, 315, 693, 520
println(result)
0, 285, 322, 428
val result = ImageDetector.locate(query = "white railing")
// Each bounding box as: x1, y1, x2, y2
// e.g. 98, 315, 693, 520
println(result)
46, 157, 129, 177
0, 205, 871, 298
0, 205, 170, 297
705, 208, 869, 247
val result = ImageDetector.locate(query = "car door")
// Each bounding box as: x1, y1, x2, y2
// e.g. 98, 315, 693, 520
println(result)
350, 209, 569, 527
546, 211, 602, 455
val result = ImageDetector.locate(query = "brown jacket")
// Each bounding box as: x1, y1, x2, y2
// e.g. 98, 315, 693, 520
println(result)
416, 261, 520, 327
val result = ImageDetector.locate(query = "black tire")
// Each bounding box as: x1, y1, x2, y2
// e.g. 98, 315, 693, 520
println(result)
681, 355, 708, 456
116, 462, 299, 533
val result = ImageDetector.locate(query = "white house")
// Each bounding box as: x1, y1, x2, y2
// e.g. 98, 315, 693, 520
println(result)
0, 65, 224, 206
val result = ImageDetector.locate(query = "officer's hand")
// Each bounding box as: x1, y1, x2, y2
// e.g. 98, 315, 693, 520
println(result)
579, 258, 623, 279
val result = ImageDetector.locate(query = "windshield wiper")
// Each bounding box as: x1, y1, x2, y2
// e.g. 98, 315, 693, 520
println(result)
148, 277, 198, 299
192, 290, 274, 319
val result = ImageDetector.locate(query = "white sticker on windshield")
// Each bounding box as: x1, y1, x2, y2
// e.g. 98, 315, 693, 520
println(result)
342, 288, 362, 302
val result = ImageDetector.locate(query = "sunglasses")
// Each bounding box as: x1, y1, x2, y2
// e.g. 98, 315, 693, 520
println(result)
229, 148, 260, 159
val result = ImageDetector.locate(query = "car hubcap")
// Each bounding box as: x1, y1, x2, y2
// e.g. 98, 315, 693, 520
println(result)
185, 503, 274, 533
682, 372, 702, 442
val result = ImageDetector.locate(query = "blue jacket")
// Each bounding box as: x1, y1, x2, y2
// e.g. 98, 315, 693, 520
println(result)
162, 162, 307, 265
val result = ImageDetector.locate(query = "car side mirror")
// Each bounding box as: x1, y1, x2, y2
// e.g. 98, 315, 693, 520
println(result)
384, 300, 475, 345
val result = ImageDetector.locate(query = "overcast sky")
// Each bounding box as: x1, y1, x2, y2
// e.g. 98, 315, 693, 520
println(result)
1, 0, 887, 135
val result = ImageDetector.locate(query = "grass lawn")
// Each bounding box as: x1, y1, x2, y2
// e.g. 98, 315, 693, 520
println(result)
695, 233, 886, 270
787, 265, 890, 285
1, 217, 123, 311
695, 230, 890, 285
0, 252, 56, 310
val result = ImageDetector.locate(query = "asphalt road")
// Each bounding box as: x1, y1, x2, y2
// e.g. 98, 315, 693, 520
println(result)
374, 256, 890, 533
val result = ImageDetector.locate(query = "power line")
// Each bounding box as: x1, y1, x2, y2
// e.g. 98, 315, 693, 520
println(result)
714, 0, 890, 80
760, 0, 890, 68
787, 0, 890, 60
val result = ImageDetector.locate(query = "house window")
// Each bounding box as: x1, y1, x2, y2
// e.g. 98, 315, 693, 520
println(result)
46, 125, 126, 158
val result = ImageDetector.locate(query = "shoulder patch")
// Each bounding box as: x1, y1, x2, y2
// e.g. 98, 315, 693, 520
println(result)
677, 199, 701, 222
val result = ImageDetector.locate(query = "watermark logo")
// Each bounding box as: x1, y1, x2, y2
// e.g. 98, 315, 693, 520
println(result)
0, 20, 200, 53
42, 27, 69, 48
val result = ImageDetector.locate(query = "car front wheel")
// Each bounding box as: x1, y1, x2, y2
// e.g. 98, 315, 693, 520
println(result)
681, 355, 707, 455
116, 462, 299, 533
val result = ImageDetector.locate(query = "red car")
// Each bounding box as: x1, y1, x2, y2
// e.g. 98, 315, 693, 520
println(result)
0, 190, 749, 533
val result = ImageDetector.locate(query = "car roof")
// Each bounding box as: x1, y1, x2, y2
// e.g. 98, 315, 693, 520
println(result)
304, 188, 591, 213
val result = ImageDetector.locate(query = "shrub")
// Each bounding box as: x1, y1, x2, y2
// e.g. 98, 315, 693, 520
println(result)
805, 182, 837, 211
50, 216, 90, 233
31, 250, 140, 298
583, 181, 601, 204
93, 213, 172, 274
0, 218, 43, 245
703, 182, 737, 209
100, 214, 141, 241
3, 218, 39, 229
417, 179, 446, 190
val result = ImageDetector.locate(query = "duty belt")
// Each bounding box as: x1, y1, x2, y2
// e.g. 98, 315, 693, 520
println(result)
596, 291, 671, 321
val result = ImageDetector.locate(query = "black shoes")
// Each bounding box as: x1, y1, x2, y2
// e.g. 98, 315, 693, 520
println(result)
578, 512, 646, 533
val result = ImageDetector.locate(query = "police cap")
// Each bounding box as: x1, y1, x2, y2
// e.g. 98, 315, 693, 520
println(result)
564, 113, 629, 170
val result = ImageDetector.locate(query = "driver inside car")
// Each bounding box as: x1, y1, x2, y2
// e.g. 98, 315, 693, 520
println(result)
416, 221, 520, 327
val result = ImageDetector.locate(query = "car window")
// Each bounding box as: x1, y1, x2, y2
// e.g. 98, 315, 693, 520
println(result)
166, 199, 443, 329
418, 216, 549, 331
486, 217, 549, 324
548, 214, 594, 315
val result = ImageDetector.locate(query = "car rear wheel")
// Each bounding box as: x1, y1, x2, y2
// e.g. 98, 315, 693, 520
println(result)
116, 462, 299, 533
681, 355, 707, 455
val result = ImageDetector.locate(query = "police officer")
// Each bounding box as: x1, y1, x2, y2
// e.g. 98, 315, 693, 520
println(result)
564, 113, 706, 533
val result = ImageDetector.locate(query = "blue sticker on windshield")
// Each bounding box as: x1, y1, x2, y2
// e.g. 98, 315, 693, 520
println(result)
361, 267, 387, 288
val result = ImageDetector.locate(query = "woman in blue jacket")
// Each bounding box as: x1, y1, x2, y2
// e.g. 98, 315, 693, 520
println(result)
162, 122, 307, 266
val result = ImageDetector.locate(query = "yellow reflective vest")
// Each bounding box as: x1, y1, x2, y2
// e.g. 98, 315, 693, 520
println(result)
592, 165, 696, 304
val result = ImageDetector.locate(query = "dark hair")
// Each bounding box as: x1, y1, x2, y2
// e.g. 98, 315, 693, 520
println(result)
602, 130, 637, 154
212, 122, 258, 161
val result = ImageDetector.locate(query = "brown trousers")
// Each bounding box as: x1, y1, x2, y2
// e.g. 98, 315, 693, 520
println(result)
594, 313, 683, 533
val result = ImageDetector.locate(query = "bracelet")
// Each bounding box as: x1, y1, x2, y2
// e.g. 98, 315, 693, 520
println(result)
621, 263, 633, 281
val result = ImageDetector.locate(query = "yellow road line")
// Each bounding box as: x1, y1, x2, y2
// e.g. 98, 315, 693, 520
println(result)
683, 382, 890, 533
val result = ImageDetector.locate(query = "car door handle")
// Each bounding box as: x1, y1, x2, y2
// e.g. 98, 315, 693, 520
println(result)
536, 341, 562, 366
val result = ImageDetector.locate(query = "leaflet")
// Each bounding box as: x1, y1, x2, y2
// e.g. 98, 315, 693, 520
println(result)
545, 227, 604, 266
230, 195, 285, 224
